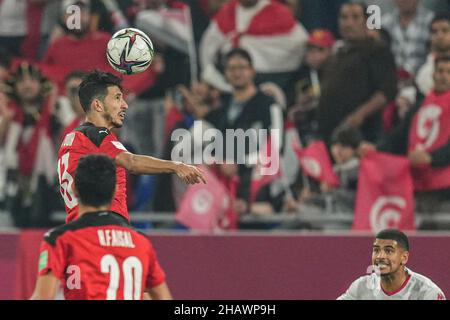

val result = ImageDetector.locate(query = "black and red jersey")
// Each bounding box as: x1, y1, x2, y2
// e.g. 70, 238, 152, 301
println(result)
38, 211, 166, 300
58, 122, 128, 222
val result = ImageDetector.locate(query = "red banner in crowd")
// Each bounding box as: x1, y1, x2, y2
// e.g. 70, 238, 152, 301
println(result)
293, 140, 340, 186
353, 152, 415, 233
250, 137, 281, 203
175, 165, 231, 231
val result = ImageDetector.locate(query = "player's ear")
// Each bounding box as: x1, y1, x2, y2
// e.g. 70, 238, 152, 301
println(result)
72, 184, 80, 199
92, 99, 104, 112
401, 250, 409, 266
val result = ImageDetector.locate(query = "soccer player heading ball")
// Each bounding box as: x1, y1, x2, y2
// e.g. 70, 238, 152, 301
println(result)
338, 229, 446, 300
32, 154, 172, 300
58, 70, 205, 223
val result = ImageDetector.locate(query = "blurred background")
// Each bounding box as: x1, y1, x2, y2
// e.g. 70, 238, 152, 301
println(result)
0, 0, 450, 300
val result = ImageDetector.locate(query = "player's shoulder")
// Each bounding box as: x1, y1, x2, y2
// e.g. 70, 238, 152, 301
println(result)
409, 270, 446, 298
43, 211, 130, 246
74, 122, 113, 148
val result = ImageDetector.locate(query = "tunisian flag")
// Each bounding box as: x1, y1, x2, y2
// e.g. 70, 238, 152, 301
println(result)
293, 140, 340, 186
408, 90, 450, 191
175, 165, 231, 231
353, 152, 415, 233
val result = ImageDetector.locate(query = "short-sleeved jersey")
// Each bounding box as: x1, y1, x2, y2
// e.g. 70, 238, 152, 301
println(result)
58, 122, 128, 222
38, 211, 166, 300
338, 268, 446, 300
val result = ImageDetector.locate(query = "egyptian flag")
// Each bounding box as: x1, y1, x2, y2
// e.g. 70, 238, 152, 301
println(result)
353, 152, 415, 233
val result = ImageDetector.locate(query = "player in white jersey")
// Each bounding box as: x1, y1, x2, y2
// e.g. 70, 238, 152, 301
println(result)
338, 229, 446, 300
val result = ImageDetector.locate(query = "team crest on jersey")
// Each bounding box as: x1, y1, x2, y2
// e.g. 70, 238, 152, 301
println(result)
62, 133, 75, 147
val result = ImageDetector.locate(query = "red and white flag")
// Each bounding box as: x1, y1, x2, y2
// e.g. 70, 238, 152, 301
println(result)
175, 165, 231, 231
353, 152, 415, 233
408, 90, 450, 191
293, 140, 340, 187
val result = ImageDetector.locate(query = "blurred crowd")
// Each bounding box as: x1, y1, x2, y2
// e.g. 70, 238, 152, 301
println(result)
0, 0, 450, 230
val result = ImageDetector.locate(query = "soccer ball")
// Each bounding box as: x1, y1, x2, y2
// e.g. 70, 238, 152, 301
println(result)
106, 28, 154, 75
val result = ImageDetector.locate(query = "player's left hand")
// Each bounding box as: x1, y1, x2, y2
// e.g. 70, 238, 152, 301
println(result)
408, 148, 432, 166
174, 162, 206, 184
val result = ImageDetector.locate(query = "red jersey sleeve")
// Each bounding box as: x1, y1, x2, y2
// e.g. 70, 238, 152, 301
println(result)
37, 238, 65, 279
145, 246, 166, 289
100, 134, 128, 159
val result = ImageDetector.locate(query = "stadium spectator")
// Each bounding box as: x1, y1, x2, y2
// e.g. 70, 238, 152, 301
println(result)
153, 71, 229, 213
31, 154, 172, 300
2, 63, 59, 227
287, 29, 335, 145
382, 0, 434, 75
416, 12, 450, 95
42, 0, 112, 87
363, 56, 450, 219
338, 229, 446, 300
327, 125, 362, 211
57, 71, 87, 142
317, 2, 397, 144
0, 0, 28, 57
199, 0, 308, 92
190, 48, 283, 215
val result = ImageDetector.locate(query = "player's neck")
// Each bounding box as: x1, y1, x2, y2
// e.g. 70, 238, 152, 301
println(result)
381, 268, 409, 293
78, 203, 111, 217
86, 114, 113, 130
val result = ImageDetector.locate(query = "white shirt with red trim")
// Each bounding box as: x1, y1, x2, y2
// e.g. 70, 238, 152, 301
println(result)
338, 268, 446, 300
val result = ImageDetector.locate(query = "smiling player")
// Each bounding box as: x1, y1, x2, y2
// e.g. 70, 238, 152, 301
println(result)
338, 229, 446, 300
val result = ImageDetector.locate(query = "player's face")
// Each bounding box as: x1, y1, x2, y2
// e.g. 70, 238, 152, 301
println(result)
433, 61, 450, 93
225, 56, 255, 90
372, 239, 408, 276
339, 4, 367, 41
102, 86, 128, 128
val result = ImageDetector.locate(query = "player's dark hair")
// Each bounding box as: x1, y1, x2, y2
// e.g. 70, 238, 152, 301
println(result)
78, 70, 123, 113
75, 154, 116, 207
376, 229, 410, 251
431, 12, 450, 29
225, 48, 254, 68
435, 55, 450, 67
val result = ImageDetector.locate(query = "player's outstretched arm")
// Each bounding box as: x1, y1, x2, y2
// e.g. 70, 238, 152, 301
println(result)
146, 282, 173, 300
30, 272, 59, 300
116, 152, 206, 184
